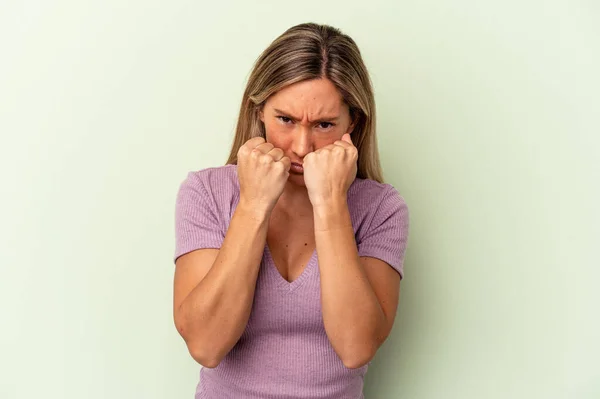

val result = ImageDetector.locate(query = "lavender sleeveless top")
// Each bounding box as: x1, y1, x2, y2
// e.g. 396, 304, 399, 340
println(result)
174, 164, 409, 399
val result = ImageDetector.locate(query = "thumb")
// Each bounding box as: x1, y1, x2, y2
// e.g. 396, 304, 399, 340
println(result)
341, 133, 353, 145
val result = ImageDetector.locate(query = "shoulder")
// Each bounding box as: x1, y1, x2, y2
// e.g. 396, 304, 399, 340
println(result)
348, 177, 409, 233
176, 164, 240, 223
348, 177, 407, 214
174, 165, 237, 261
180, 164, 239, 196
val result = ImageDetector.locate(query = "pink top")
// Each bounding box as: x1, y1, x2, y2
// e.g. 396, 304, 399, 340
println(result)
174, 164, 409, 399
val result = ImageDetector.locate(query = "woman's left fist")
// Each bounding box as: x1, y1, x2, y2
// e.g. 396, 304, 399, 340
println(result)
303, 133, 358, 207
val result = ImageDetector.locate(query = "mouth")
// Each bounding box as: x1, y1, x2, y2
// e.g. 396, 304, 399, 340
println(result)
290, 162, 304, 174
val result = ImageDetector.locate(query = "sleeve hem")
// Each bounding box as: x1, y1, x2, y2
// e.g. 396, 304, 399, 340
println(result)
358, 249, 404, 280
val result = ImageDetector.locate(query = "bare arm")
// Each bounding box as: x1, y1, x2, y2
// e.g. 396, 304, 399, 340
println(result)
173, 137, 290, 368
314, 199, 400, 369
303, 135, 403, 369
173, 203, 269, 368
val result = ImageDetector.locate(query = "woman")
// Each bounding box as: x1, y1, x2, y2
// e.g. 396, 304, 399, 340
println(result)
173, 22, 409, 399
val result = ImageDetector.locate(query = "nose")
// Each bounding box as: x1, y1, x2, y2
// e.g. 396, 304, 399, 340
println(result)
291, 126, 313, 159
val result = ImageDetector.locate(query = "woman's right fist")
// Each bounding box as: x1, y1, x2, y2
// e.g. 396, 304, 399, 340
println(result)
237, 137, 291, 213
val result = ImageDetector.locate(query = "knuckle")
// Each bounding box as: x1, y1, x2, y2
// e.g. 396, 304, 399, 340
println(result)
238, 144, 250, 156
246, 138, 264, 150
257, 143, 273, 153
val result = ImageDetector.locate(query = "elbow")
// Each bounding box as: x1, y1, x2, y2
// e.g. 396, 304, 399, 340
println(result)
340, 344, 377, 369
341, 354, 374, 369
175, 318, 223, 368
188, 343, 223, 369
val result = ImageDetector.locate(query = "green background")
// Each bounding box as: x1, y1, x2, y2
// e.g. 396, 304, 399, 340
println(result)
1, 1, 598, 398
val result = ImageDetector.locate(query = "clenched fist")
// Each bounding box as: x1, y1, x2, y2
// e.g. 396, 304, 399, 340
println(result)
303, 133, 358, 208
237, 137, 291, 214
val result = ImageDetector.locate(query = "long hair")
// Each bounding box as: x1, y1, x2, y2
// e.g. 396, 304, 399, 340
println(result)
225, 23, 383, 182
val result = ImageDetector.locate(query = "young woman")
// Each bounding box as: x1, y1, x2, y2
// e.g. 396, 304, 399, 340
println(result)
173, 22, 409, 399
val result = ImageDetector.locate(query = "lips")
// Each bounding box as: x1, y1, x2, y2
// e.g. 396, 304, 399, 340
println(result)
290, 162, 304, 174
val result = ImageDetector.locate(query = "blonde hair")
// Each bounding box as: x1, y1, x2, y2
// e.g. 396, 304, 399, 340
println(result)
226, 22, 383, 182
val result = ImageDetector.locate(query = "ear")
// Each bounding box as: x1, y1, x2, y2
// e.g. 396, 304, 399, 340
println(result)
346, 110, 358, 135
259, 106, 265, 123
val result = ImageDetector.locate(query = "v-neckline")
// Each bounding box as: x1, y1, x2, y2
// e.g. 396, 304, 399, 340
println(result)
263, 244, 317, 292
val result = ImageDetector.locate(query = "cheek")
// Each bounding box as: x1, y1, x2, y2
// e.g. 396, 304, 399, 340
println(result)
264, 121, 288, 147
313, 134, 342, 150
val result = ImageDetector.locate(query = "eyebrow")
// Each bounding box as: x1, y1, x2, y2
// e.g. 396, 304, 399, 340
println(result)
273, 108, 340, 123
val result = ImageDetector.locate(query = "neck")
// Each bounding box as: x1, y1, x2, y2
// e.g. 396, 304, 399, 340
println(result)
274, 181, 313, 217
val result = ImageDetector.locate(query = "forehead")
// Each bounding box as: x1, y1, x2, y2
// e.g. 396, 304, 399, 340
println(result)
266, 78, 347, 115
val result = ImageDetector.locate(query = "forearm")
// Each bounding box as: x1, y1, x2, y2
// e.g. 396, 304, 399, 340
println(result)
314, 199, 387, 368
178, 202, 270, 366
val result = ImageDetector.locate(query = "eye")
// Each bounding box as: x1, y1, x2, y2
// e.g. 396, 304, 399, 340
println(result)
317, 122, 334, 129
277, 116, 293, 124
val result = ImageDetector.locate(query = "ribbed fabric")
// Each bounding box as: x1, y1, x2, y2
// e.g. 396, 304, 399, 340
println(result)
174, 165, 409, 399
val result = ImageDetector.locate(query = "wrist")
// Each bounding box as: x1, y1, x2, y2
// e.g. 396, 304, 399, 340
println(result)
236, 198, 272, 223
313, 197, 351, 232
310, 192, 347, 210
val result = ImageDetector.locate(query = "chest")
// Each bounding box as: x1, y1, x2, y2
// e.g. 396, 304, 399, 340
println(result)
266, 212, 316, 283
242, 246, 324, 337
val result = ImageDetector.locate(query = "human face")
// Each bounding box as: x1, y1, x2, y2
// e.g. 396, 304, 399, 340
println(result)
259, 78, 356, 186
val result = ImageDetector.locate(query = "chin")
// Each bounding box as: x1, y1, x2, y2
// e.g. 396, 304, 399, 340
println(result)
288, 172, 306, 187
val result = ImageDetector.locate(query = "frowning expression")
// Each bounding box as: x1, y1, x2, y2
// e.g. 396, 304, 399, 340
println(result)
260, 78, 356, 185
